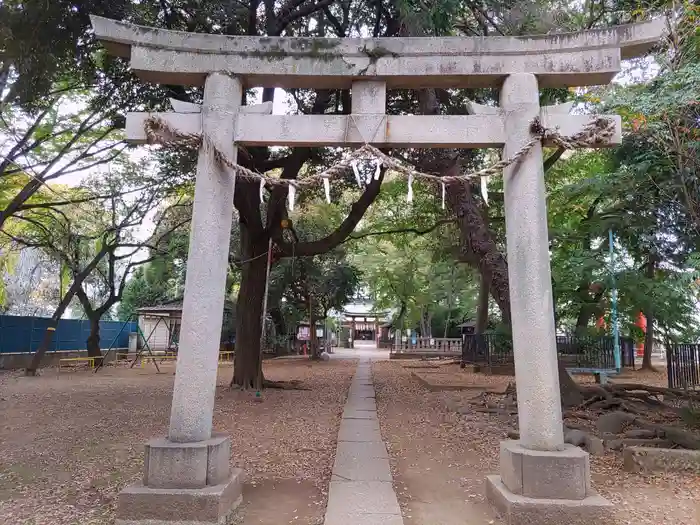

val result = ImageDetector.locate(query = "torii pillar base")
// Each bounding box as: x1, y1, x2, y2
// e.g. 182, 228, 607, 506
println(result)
486, 441, 613, 525
115, 434, 244, 525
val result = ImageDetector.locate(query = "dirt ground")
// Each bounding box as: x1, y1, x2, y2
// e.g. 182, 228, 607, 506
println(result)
373, 360, 700, 525
0, 358, 357, 525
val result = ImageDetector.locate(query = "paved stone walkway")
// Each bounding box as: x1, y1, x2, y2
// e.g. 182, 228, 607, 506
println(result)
323, 359, 404, 525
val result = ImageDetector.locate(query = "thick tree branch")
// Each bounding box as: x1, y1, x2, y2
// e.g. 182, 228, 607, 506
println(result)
276, 173, 385, 257
344, 218, 456, 243
276, 0, 336, 34
544, 147, 566, 173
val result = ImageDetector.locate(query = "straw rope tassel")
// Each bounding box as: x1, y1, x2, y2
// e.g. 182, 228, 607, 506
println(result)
142, 116, 616, 195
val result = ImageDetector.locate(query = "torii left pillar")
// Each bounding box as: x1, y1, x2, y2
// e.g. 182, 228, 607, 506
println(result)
115, 72, 244, 525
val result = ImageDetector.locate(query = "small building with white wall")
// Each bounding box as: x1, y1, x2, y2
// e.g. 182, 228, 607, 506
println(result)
137, 299, 236, 352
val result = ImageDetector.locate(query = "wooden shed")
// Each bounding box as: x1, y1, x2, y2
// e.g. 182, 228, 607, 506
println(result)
137, 299, 236, 352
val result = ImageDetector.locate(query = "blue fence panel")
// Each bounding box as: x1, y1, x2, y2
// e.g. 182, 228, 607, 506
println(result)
99, 320, 136, 349
0, 315, 137, 354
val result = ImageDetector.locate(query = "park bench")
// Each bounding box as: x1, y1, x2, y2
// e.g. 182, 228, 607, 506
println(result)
565, 367, 618, 385
218, 351, 235, 364
58, 357, 95, 374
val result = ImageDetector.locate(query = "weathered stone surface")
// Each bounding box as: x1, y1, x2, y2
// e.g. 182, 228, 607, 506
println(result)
168, 73, 241, 443
500, 441, 524, 494
326, 361, 403, 525
206, 434, 231, 486
332, 455, 392, 482
501, 74, 564, 451
324, 512, 404, 525
623, 446, 700, 474
499, 441, 591, 501
338, 419, 383, 442
91, 16, 663, 89
342, 408, 377, 420
348, 385, 376, 397
127, 111, 621, 149
145, 438, 208, 489
116, 469, 243, 525
143, 434, 231, 489
326, 481, 401, 515
486, 475, 613, 525
344, 399, 377, 411
335, 440, 389, 460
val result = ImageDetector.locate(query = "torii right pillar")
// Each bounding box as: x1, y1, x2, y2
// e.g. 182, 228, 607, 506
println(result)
485, 73, 612, 523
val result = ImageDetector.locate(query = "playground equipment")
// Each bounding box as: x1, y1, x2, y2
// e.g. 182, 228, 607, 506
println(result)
58, 356, 96, 375
97, 314, 178, 372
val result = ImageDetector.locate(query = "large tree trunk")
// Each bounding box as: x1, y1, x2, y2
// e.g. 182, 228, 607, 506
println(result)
25, 290, 75, 375
231, 234, 269, 389
574, 304, 593, 334
309, 306, 319, 358
86, 317, 103, 367
414, 87, 511, 325
558, 359, 584, 407
476, 272, 490, 333
573, 284, 605, 334
446, 180, 512, 324
642, 317, 655, 370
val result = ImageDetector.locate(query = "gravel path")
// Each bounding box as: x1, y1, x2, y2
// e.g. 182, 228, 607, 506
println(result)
373, 360, 700, 525
0, 359, 357, 525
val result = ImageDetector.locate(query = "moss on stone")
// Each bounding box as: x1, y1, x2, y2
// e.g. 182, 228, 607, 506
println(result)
243, 38, 343, 62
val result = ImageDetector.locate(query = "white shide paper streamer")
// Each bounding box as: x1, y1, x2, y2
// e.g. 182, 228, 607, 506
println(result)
287, 184, 296, 211
351, 161, 362, 188
373, 160, 382, 180
323, 177, 331, 203
480, 176, 489, 206
407, 173, 414, 203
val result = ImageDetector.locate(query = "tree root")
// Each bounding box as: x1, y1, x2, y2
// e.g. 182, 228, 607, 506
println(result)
475, 407, 518, 416
262, 379, 310, 390
469, 378, 700, 450
605, 383, 700, 401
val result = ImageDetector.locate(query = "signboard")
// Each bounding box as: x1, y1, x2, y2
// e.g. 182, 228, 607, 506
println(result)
297, 326, 310, 341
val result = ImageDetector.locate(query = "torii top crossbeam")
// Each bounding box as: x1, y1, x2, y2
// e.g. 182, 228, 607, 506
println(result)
91, 16, 663, 89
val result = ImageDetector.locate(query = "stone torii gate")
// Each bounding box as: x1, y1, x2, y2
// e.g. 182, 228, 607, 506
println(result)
90, 16, 663, 525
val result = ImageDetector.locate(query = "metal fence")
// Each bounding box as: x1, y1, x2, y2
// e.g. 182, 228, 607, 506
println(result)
462, 334, 635, 370
667, 344, 700, 389
390, 337, 462, 356
0, 315, 136, 354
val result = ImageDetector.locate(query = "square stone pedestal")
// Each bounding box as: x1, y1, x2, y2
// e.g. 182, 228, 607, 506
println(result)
486, 440, 613, 525
116, 433, 243, 525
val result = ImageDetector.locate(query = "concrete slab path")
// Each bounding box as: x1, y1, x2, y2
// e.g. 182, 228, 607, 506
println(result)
323, 359, 404, 525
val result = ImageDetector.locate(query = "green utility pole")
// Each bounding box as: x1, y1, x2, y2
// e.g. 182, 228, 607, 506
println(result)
609, 229, 621, 372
